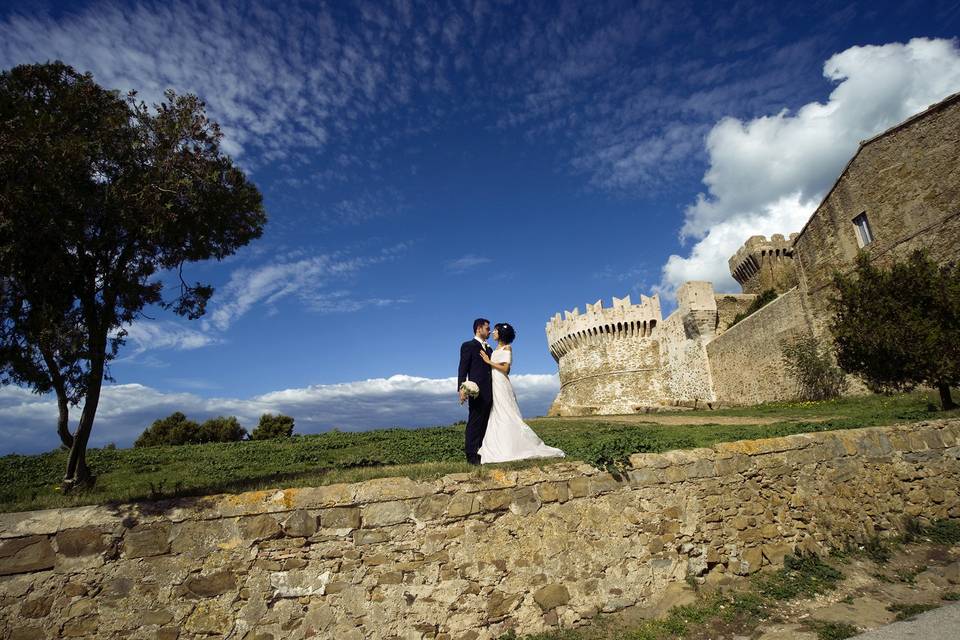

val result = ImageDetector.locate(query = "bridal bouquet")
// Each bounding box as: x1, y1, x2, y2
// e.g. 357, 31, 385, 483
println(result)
459, 381, 479, 399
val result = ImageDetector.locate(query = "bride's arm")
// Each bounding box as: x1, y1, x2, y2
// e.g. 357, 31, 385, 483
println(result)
478, 349, 511, 375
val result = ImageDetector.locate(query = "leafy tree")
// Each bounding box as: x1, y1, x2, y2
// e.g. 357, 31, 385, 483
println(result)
250, 413, 295, 440
832, 250, 960, 410
780, 334, 848, 401
135, 412, 200, 447
135, 412, 247, 446
0, 62, 266, 488
198, 416, 247, 443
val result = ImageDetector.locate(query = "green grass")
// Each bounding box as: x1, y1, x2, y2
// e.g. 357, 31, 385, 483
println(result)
802, 620, 859, 640
886, 603, 939, 621
1, 390, 955, 513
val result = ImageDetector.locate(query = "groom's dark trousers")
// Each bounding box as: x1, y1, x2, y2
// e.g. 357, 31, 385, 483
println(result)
458, 339, 493, 465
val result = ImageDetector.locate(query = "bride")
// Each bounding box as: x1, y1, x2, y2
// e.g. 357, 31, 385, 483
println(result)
477, 323, 565, 464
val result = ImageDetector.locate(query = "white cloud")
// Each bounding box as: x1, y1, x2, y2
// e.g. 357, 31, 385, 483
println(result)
204, 245, 407, 331
0, 374, 560, 454
661, 37, 960, 294
121, 321, 219, 354
445, 255, 492, 273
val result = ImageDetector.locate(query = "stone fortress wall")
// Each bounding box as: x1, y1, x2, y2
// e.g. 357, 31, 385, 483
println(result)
1, 420, 959, 639
546, 91, 960, 412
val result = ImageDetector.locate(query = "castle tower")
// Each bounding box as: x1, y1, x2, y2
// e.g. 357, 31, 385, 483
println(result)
544, 294, 664, 416
728, 233, 799, 294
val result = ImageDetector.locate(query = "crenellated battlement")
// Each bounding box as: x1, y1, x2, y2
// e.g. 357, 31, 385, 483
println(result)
728, 233, 799, 294
545, 293, 662, 360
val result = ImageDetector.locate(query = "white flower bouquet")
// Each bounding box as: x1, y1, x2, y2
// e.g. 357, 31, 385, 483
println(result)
459, 380, 479, 399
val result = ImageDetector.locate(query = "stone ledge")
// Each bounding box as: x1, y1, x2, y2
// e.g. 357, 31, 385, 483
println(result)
1, 420, 957, 542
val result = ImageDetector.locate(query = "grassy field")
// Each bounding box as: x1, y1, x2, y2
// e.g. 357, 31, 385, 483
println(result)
1, 391, 956, 513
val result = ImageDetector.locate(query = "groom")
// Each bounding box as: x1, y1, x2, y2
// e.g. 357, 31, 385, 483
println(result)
458, 318, 493, 465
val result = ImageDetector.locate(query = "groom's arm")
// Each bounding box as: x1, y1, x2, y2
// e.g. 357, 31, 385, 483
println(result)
457, 341, 471, 390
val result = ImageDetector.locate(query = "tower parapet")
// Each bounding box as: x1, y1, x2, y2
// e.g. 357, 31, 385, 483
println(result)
728, 233, 799, 294
545, 294, 662, 361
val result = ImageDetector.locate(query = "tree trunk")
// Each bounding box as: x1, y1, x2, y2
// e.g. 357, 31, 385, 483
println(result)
55, 387, 73, 450
938, 383, 957, 410
63, 354, 104, 491
40, 347, 74, 449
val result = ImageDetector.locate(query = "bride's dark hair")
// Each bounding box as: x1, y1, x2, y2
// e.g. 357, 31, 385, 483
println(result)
495, 323, 516, 345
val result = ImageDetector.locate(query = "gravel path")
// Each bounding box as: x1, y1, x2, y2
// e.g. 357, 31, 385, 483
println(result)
851, 602, 960, 639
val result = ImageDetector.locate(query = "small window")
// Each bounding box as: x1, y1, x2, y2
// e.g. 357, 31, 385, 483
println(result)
853, 212, 874, 247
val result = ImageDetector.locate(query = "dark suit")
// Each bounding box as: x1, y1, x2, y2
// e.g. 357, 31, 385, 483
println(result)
458, 338, 493, 464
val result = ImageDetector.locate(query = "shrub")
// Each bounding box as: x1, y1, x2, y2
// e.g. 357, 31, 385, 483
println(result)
250, 413, 296, 440
197, 416, 248, 443
135, 412, 246, 447
135, 412, 200, 447
781, 335, 848, 401
730, 289, 778, 326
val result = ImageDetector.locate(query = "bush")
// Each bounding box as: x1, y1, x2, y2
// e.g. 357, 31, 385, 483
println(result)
197, 416, 248, 443
135, 412, 247, 447
781, 335, 848, 401
730, 289, 778, 326
250, 413, 295, 440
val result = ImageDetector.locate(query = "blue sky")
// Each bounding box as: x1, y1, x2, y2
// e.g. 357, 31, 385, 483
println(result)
1, 0, 959, 453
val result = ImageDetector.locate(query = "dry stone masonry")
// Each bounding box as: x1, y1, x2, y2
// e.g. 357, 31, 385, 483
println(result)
1, 420, 959, 639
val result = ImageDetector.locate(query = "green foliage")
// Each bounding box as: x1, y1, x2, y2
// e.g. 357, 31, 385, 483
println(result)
781, 335, 848, 401
862, 537, 893, 564
0, 61, 266, 486
754, 553, 843, 600
919, 519, 960, 545
730, 289, 779, 326
250, 413, 295, 440
135, 412, 246, 447
802, 620, 859, 640
198, 416, 248, 444
832, 250, 960, 409
887, 602, 938, 621
943, 591, 960, 601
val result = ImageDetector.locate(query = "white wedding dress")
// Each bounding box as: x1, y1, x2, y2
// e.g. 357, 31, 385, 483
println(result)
478, 348, 565, 464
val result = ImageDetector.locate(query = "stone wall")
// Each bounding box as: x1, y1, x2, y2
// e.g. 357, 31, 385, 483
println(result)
793, 93, 960, 334
706, 288, 812, 405
3, 421, 958, 640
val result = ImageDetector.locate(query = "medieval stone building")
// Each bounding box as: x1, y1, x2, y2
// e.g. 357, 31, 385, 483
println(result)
545, 91, 960, 415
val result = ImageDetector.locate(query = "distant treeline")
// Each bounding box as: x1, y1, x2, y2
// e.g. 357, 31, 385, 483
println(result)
135, 412, 295, 447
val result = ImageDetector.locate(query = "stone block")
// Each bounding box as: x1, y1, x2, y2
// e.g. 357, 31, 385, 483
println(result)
184, 570, 237, 597
735, 547, 763, 575
536, 481, 570, 503
353, 529, 390, 546
55, 527, 109, 557
282, 510, 317, 538
62, 614, 99, 637
568, 477, 591, 498
533, 583, 570, 610
0, 535, 55, 575
20, 595, 54, 618
414, 494, 451, 521
124, 524, 170, 558
478, 489, 513, 512
362, 500, 412, 527
445, 493, 479, 518
239, 514, 281, 541
509, 487, 541, 516
185, 601, 233, 635
320, 507, 361, 530
8, 627, 45, 640
762, 542, 793, 566
352, 477, 435, 503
